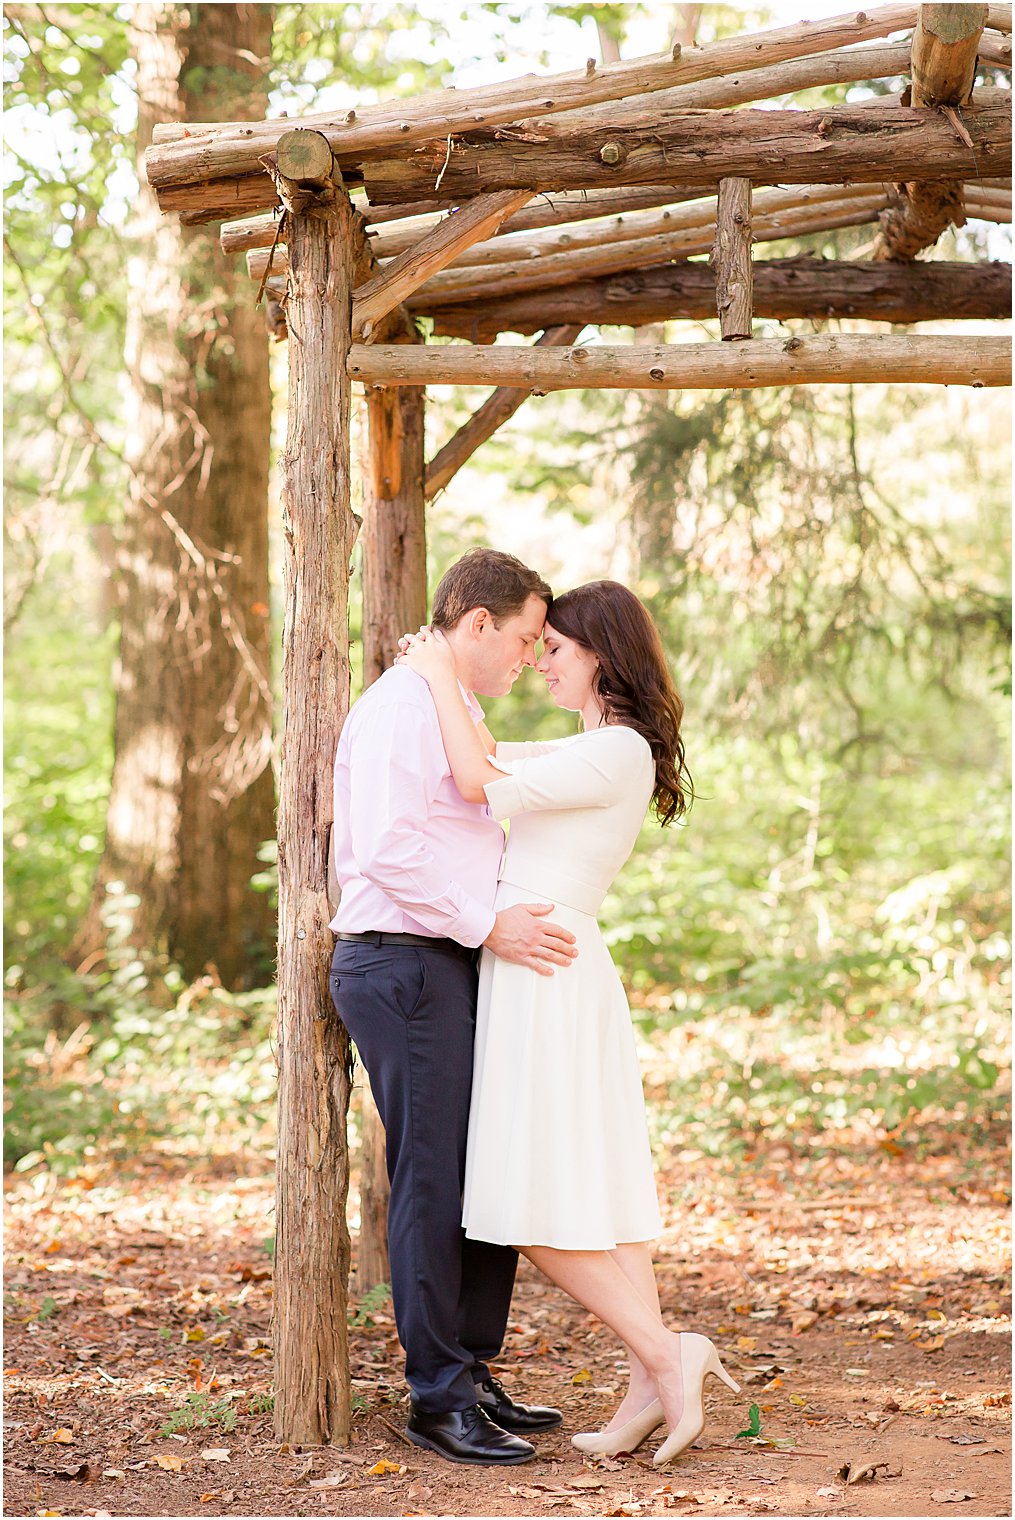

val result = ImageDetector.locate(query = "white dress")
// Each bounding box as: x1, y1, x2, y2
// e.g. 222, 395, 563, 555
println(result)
462, 725, 663, 1250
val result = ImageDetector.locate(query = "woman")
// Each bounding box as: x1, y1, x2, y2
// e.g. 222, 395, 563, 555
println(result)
399, 580, 738, 1465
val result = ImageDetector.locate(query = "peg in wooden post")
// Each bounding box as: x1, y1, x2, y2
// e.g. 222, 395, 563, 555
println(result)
712, 175, 753, 341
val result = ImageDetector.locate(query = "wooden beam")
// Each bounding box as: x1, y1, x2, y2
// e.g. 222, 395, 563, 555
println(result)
963, 196, 1013, 220
246, 183, 891, 285
424, 325, 584, 498
348, 335, 1012, 390
987, 3, 1012, 31
351, 190, 532, 342
366, 186, 706, 257
536, 40, 915, 129
875, 3, 990, 260
427, 260, 1013, 339
147, 6, 922, 199
399, 192, 891, 307
272, 145, 355, 1448
360, 97, 1011, 203
713, 179, 753, 340
222, 185, 709, 257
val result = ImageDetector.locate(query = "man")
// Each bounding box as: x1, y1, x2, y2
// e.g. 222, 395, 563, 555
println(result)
329, 549, 577, 1466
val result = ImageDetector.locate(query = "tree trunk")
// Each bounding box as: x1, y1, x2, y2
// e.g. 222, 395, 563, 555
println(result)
72, 2, 274, 989
272, 149, 358, 1448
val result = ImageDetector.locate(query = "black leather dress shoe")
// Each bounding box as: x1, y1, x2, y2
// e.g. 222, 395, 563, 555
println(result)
475, 1374, 563, 1432
406, 1403, 536, 1465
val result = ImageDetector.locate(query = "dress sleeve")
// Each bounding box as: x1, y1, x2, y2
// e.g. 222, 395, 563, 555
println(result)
493, 738, 570, 761
484, 728, 649, 822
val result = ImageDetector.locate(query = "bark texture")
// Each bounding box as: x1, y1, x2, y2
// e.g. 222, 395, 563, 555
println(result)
360, 98, 1010, 202
712, 178, 753, 339
273, 171, 358, 1448
427, 259, 1013, 339
75, 3, 274, 988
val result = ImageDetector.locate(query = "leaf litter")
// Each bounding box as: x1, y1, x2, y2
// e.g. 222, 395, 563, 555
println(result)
3, 1123, 1010, 1517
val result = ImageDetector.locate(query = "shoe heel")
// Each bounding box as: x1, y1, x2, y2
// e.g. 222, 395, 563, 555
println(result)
706, 1348, 740, 1394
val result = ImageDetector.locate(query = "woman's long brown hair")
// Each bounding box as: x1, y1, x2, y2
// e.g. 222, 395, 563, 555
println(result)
546, 581, 692, 825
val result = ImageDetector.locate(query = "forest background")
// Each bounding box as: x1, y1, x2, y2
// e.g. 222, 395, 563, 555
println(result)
3, 1, 1011, 1200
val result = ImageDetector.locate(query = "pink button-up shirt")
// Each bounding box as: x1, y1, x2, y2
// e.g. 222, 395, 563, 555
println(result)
330, 666, 503, 947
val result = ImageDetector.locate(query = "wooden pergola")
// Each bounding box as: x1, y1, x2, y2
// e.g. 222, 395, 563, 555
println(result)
145, 3, 1012, 1446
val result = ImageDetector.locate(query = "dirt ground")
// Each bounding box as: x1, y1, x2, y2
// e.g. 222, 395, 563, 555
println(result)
3, 1127, 1011, 1520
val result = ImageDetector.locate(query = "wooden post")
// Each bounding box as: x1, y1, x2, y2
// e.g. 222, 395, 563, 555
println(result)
875, 3, 990, 260
362, 385, 427, 687
712, 177, 753, 340
352, 376, 427, 1293
271, 128, 356, 1447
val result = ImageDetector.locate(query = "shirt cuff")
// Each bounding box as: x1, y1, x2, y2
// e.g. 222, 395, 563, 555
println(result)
448, 898, 498, 948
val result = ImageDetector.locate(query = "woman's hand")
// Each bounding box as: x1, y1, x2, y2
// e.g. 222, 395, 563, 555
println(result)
396, 627, 456, 684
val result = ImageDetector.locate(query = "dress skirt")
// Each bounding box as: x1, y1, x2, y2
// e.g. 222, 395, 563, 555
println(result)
462, 880, 663, 1250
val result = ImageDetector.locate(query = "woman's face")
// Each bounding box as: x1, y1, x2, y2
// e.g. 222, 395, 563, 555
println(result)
536, 622, 599, 712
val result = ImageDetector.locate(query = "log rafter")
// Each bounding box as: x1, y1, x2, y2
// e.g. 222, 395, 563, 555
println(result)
351, 188, 532, 341
348, 334, 1012, 391
147, 5, 927, 204
246, 183, 897, 286
426, 259, 1013, 339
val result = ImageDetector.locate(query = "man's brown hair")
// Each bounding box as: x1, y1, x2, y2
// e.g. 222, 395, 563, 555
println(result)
431, 548, 551, 632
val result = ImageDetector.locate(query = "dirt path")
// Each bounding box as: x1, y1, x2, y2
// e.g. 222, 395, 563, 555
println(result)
4, 1131, 1010, 1519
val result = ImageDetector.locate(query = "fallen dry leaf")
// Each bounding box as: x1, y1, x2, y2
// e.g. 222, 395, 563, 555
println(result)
308, 1473, 346, 1489
931, 1490, 977, 1503
792, 1311, 818, 1333
572, 1368, 593, 1385
368, 1459, 405, 1476
38, 1428, 74, 1445
153, 1453, 187, 1472
569, 1475, 603, 1490
199, 1448, 230, 1462
839, 1458, 891, 1485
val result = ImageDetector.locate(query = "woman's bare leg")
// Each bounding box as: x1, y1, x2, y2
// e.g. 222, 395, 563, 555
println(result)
600, 1242, 663, 1430
521, 1245, 684, 1429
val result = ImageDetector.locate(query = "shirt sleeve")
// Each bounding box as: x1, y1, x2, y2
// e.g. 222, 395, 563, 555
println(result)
484, 728, 649, 823
348, 700, 496, 946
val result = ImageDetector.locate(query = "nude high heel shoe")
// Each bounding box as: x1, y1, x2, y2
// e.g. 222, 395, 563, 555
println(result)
652, 1333, 740, 1467
571, 1399, 664, 1456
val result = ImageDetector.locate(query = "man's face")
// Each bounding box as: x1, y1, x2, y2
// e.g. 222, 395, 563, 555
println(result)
470, 593, 547, 697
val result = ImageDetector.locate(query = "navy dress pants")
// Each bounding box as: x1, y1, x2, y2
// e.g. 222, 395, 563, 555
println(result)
330, 938, 518, 1413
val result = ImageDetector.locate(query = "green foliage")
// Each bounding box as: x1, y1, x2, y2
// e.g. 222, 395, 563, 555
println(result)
4, 933, 277, 1172
736, 1404, 763, 1440
159, 1391, 237, 1437
349, 1282, 392, 1328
